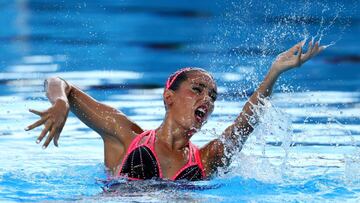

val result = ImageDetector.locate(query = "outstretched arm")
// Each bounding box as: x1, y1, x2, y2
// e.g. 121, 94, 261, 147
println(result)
222, 40, 324, 153
201, 40, 324, 175
25, 77, 143, 149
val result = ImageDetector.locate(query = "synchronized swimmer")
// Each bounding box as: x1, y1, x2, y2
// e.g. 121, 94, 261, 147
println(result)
26, 40, 324, 181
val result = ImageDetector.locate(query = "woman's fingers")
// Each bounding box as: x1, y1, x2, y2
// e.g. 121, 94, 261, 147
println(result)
272, 38, 324, 72
25, 117, 46, 131
36, 123, 51, 144
295, 45, 302, 67
43, 127, 56, 149
53, 122, 66, 147
29, 109, 43, 116
301, 40, 323, 63
319, 45, 325, 53
299, 40, 312, 63
36, 121, 63, 148
311, 41, 320, 56
287, 41, 303, 57
53, 132, 60, 147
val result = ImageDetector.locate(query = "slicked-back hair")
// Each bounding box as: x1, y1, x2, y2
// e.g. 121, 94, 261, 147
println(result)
166, 67, 210, 91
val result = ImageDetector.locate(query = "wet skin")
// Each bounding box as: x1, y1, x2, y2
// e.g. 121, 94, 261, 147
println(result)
165, 71, 217, 134
155, 71, 218, 178
25, 40, 325, 178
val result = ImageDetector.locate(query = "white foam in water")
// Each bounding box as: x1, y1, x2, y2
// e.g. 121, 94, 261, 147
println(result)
219, 90, 359, 183
221, 98, 294, 183
229, 153, 284, 183
344, 148, 360, 184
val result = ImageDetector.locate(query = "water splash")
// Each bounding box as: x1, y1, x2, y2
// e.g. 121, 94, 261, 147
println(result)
210, 0, 352, 75
214, 97, 294, 183
344, 150, 360, 184
208, 0, 356, 184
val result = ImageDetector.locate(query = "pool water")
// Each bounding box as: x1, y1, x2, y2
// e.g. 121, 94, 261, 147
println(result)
0, 0, 359, 202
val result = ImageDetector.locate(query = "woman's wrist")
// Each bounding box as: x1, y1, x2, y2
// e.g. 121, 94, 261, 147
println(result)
54, 98, 70, 112
269, 63, 285, 75
58, 77, 72, 97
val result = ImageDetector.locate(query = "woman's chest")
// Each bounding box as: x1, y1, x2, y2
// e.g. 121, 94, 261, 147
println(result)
155, 146, 189, 179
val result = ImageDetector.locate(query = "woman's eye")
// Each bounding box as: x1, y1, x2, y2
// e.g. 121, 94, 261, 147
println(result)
192, 87, 202, 93
209, 92, 217, 101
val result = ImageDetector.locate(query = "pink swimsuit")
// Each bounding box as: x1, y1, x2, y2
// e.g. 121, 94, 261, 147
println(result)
117, 130, 206, 181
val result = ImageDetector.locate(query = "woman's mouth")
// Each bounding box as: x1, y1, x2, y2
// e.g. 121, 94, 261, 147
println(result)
194, 105, 208, 124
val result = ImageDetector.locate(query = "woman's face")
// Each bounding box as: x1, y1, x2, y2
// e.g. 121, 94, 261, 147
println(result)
169, 71, 217, 132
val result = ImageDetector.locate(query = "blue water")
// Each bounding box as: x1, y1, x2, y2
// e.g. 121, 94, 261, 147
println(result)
0, 0, 360, 202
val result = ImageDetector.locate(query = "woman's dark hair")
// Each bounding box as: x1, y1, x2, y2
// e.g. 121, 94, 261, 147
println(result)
166, 67, 209, 91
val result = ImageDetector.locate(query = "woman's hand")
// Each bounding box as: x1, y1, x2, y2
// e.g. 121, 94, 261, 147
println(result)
25, 99, 70, 148
271, 39, 325, 74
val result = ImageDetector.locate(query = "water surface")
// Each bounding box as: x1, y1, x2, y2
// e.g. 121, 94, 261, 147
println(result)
0, 0, 359, 202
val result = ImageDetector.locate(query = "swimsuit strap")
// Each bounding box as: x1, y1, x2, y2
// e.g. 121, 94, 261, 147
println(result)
146, 130, 164, 177
170, 142, 206, 180
187, 142, 195, 164
144, 130, 155, 145
191, 142, 206, 178
126, 130, 151, 152
148, 130, 156, 147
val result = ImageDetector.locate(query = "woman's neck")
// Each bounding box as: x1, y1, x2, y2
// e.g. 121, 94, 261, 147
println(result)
156, 115, 191, 151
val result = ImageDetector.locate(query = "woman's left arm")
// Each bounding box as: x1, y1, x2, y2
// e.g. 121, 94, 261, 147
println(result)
222, 40, 324, 153
201, 40, 325, 174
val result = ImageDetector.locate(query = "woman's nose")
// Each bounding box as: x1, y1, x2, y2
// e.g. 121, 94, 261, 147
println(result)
202, 93, 214, 108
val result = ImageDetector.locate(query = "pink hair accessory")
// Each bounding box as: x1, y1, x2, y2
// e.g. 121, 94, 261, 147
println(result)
165, 67, 192, 90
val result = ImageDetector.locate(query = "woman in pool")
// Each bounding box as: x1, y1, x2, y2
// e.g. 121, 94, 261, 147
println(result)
26, 40, 323, 181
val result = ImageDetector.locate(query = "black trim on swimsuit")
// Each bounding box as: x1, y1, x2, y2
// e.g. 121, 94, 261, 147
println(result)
120, 146, 160, 180
120, 145, 204, 181
175, 165, 203, 181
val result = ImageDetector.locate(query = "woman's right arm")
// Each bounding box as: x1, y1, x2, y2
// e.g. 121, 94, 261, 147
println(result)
26, 77, 143, 149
